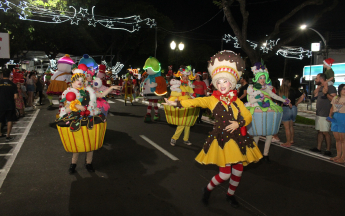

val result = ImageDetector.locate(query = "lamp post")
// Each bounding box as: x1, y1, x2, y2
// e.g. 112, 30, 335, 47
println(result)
300, 24, 328, 58
170, 41, 184, 69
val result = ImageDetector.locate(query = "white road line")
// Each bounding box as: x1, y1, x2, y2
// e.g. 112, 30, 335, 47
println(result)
0, 154, 13, 156
140, 135, 179, 161
9, 133, 24, 135
0, 142, 19, 145
52, 100, 60, 105
12, 127, 27, 129
259, 137, 345, 168
0, 109, 40, 188
108, 100, 115, 104
22, 117, 33, 118
116, 99, 125, 102
0, 169, 4, 172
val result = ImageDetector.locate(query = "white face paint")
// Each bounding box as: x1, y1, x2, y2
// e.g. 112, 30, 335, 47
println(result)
216, 78, 231, 94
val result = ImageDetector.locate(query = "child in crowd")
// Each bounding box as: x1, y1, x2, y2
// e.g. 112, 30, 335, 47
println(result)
15, 83, 26, 117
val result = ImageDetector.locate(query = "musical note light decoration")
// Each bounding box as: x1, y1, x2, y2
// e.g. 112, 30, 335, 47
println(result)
0, 1, 156, 33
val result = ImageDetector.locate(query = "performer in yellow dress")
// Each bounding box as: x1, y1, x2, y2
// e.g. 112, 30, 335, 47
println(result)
164, 51, 262, 208
169, 66, 195, 146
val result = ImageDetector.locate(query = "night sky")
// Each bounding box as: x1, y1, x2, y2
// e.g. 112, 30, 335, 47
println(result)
147, 0, 345, 79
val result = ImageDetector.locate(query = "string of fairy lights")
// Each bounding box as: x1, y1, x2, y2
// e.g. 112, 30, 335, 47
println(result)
223, 34, 312, 60
0, 0, 156, 33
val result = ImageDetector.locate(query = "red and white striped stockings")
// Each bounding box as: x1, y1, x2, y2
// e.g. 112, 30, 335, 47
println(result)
206, 163, 243, 196
147, 99, 158, 116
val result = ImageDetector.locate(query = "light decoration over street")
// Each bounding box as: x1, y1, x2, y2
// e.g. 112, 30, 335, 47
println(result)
0, 1, 156, 33
101, 60, 124, 77
223, 34, 312, 60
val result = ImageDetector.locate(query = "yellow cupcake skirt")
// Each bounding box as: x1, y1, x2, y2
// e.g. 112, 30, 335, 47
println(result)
57, 122, 107, 153
195, 139, 262, 167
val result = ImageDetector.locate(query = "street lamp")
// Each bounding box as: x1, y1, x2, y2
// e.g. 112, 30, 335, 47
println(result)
300, 24, 327, 56
170, 41, 176, 50
178, 42, 184, 51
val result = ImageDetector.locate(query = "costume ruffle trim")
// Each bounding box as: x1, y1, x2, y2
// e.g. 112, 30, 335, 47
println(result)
195, 139, 263, 167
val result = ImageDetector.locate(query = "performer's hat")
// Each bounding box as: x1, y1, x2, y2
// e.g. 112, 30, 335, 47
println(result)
207, 50, 244, 89
58, 54, 74, 65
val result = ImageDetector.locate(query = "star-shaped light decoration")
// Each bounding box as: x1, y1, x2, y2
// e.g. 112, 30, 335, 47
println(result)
132, 24, 140, 32
299, 54, 304, 60
106, 21, 114, 28
19, 1, 28, 10
223, 34, 231, 43
52, 15, 61, 23
70, 15, 81, 25
0, 0, 12, 12
87, 17, 97, 27
306, 50, 313, 58
146, 19, 156, 28
234, 41, 241, 48
18, 10, 29, 20
78, 7, 89, 17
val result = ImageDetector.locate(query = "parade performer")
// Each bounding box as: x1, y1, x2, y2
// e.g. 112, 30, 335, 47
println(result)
79, 54, 98, 70
56, 68, 119, 173
97, 64, 108, 87
142, 57, 167, 122
164, 51, 262, 208
168, 66, 196, 146
123, 73, 134, 105
245, 62, 290, 162
44, 70, 52, 88
47, 54, 74, 118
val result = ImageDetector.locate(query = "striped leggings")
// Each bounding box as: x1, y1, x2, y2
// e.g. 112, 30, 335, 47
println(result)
147, 99, 158, 115
206, 163, 243, 196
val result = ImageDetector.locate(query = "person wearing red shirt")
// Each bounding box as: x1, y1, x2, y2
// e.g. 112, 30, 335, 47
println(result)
193, 72, 207, 123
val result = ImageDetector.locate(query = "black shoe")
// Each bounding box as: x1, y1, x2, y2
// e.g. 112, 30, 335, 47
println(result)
5, 136, 14, 142
226, 195, 239, 208
68, 164, 76, 174
324, 151, 332, 156
196, 119, 200, 124
85, 163, 95, 172
202, 187, 211, 206
310, 147, 321, 153
263, 156, 271, 163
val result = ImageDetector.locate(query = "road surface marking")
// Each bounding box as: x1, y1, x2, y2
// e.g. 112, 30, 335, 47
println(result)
9, 133, 24, 135
0, 142, 19, 145
108, 100, 115, 104
116, 99, 125, 102
52, 100, 59, 105
140, 135, 179, 161
12, 127, 27, 129
0, 109, 40, 188
0, 154, 13, 156
259, 137, 345, 167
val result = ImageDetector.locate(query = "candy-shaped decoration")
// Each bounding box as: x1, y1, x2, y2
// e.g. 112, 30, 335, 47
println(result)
66, 92, 76, 102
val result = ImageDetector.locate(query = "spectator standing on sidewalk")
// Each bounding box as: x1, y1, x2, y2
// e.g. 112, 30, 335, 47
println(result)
15, 82, 26, 117
279, 78, 305, 147
26, 72, 36, 107
238, 75, 249, 103
36, 75, 44, 105
0, 69, 18, 142
328, 84, 345, 163
310, 73, 337, 156
193, 72, 207, 124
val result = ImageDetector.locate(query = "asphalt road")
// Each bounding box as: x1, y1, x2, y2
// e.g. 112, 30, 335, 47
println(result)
0, 97, 344, 216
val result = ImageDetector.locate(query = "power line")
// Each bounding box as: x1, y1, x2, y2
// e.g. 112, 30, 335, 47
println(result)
159, 9, 223, 34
